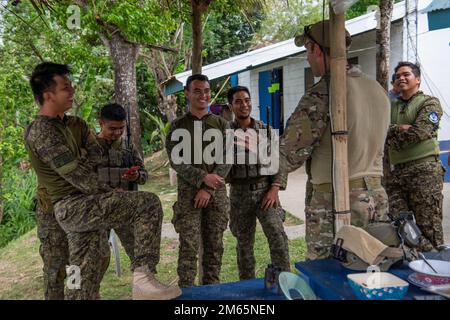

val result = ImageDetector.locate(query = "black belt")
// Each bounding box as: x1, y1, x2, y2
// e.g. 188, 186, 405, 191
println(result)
232, 180, 270, 191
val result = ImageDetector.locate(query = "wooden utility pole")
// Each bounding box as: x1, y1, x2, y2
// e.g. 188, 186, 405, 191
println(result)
329, 6, 351, 232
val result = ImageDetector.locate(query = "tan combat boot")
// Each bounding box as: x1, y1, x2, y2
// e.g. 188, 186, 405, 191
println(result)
132, 266, 182, 300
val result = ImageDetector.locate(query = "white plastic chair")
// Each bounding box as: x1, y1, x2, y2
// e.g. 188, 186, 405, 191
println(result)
109, 229, 122, 277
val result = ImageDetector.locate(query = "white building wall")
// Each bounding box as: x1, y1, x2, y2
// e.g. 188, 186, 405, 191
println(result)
349, 30, 377, 77
389, 21, 405, 80
282, 56, 309, 126
416, 11, 450, 141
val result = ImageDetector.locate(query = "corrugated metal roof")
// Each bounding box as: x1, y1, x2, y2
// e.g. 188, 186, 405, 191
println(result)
422, 0, 450, 12
163, 0, 426, 95
163, 38, 302, 95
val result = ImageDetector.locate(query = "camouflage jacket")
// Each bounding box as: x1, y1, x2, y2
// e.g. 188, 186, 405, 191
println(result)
96, 136, 148, 189
387, 91, 442, 152
229, 118, 286, 189
166, 112, 232, 196
278, 76, 329, 186
24, 115, 112, 204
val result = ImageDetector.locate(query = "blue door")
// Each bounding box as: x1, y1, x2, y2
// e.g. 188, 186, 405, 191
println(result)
258, 70, 272, 125
258, 69, 283, 133
272, 68, 283, 134
230, 74, 239, 87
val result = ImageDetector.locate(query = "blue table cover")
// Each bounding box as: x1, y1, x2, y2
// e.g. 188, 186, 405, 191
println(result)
177, 278, 286, 300
295, 259, 426, 300
175, 259, 438, 300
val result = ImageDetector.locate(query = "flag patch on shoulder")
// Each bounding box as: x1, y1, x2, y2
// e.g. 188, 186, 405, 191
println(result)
428, 112, 439, 124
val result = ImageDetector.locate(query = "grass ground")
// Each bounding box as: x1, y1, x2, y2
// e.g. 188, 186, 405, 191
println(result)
0, 151, 306, 300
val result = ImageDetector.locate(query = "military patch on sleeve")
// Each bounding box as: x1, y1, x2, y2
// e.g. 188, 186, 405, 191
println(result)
428, 112, 439, 124
52, 151, 75, 168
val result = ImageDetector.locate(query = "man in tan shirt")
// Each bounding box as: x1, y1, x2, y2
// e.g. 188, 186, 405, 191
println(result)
279, 21, 391, 260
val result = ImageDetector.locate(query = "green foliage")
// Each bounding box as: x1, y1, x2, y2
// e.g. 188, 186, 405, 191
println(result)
142, 110, 171, 151
346, 0, 403, 20
87, 0, 179, 45
135, 60, 163, 155
345, 0, 381, 19
202, 9, 262, 64
0, 1, 115, 247
253, 0, 325, 44
0, 167, 37, 248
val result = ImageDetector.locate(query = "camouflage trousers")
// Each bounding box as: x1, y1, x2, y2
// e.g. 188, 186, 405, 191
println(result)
54, 190, 163, 300
306, 177, 389, 260
172, 182, 229, 288
35, 206, 110, 300
35, 206, 69, 300
229, 185, 290, 280
386, 160, 444, 251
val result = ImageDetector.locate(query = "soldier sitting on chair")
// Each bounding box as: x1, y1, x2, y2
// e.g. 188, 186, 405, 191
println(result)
95, 103, 154, 275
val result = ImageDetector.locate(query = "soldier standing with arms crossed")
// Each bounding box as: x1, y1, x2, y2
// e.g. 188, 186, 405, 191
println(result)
386, 61, 445, 251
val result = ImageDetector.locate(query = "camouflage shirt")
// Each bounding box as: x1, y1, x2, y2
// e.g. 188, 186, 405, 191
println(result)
387, 90, 442, 153
166, 112, 232, 195
24, 115, 112, 203
229, 118, 286, 189
278, 76, 329, 186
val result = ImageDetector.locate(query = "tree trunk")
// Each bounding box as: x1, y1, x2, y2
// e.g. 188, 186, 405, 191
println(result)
376, 0, 394, 90
161, 95, 178, 122
376, 0, 394, 186
108, 32, 142, 154
191, 1, 203, 74
145, 51, 179, 122
191, 0, 211, 74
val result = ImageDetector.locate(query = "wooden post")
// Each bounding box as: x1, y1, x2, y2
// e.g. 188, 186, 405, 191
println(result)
329, 7, 351, 232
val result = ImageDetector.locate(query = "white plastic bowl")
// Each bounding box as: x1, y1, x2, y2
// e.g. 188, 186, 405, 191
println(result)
409, 260, 450, 285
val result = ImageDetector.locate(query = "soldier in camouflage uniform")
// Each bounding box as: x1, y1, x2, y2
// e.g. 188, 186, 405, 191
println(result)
226, 86, 290, 279
35, 115, 110, 300
25, 62, 180, 300
95, 103, 159, 271
279, 21, 391, 260
166, 74, 232, 287
386, 61, 445, 251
